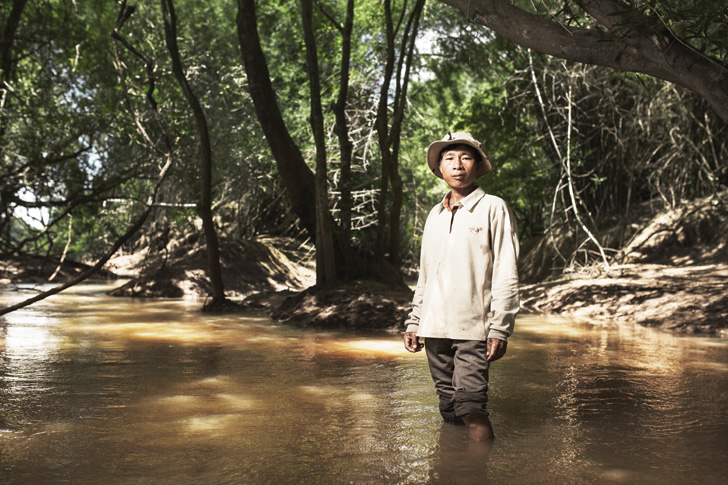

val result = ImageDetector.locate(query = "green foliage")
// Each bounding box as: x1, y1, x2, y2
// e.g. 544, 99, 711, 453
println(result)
1, 0, 725, 279
1, 0, 127, 254
616, 1, 728, 60
405, 7, 554, 244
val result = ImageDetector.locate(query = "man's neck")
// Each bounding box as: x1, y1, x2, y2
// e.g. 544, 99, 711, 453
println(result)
448, 185, 477, 206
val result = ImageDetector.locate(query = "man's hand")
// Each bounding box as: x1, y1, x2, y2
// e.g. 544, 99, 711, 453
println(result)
486, 338, 507, 362
404, 332, 423, 352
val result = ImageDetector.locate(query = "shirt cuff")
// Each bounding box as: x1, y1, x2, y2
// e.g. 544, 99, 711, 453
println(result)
486, 327, 509, 341
405, 323, 419, 334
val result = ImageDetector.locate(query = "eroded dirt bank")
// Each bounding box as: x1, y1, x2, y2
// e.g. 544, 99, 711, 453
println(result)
3, 251, 726, 335
2, 191, 727, 335
520, 263, 728, 336
259, 261, 728, 335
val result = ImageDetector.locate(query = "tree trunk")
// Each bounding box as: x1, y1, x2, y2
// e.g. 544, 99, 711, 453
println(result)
438, 0, 728, 122
301, 0, 337, 285
388, 0, 424, 268
161, 0, 228, 308
236, 0, 317, 239
388, 141, 403, 268
373, 0, 396, 264
331, 0, 355, 280
0, 0, 26, 85
375, 0, 425, 269
0, 0, 29, 241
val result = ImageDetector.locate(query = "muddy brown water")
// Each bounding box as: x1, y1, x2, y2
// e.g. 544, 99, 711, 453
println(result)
1, 284, 727, 484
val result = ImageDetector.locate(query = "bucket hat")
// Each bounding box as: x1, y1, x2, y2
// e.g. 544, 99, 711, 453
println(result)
426, 131, 491, 178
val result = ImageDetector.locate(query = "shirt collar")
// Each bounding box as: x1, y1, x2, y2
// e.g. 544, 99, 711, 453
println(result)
438, 186, 486, 213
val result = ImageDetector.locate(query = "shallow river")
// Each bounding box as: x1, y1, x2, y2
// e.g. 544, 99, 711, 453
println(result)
1, 284, 727, 484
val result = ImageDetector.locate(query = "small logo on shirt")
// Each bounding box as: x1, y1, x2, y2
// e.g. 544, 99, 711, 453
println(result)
468, 226, 483, 233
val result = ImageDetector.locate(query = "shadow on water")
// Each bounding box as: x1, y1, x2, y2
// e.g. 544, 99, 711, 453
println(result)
1, 284, 728, 483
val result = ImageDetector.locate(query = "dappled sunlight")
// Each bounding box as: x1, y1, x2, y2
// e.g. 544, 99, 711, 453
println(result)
600, 468, 637, 482
2, 323, 55, 354
297, 384, 376, 410
298, 384, 337, 396
1, 316, 63, 363
157, 394, 199, 406
515, 313, 725, 376
690, 338, 728, 349
183, 414, 241, 433
67, 321, 236, 345
330, 338, 407, 357
215, 393, 257, 411
57, 311, 280, 347
196, 376, 235, 387
515, 314, 603, 337
41, 421, 76, 434
144, 377, 258, 420
244, 335, 278, 343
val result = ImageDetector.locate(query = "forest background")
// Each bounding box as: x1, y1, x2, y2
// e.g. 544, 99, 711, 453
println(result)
1, 0, 726, 324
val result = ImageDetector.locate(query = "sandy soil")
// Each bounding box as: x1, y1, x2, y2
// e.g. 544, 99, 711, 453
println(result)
520, 263, 728, 336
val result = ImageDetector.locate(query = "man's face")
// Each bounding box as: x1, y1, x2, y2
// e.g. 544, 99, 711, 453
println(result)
439, 145, 481, 191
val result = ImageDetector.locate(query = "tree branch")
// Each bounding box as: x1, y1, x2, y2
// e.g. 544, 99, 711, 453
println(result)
314, 0, 343, 32
0, 152, 172, 317
437, 0, 728, 121
236, 0, 318, 238
0, 0, 178, 317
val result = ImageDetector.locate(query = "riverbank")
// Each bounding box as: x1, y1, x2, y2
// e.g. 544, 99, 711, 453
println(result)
2, 250, 726, 336
253, 260, 728, 336
3, 187, 727, 335
520, 263, 728, 336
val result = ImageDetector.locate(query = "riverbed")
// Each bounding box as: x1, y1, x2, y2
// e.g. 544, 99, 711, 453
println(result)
1, 284, 727, 483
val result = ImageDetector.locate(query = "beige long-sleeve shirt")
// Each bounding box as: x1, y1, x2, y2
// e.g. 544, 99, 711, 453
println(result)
405, 186, 520, 341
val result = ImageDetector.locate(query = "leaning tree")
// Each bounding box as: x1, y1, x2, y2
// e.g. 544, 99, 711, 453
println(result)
438, 0, 728, 122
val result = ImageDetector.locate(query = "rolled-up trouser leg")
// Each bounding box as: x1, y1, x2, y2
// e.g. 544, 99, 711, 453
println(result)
425, 338, 490, 421
452, 339, 489, 418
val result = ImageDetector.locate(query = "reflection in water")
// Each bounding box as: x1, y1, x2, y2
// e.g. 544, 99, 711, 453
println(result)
1, 285, 727, 483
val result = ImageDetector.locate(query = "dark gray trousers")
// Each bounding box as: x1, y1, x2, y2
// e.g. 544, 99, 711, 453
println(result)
425, 338, 490, 420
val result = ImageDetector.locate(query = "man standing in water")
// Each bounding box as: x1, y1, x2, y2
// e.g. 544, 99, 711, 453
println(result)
404, 132, 520, 441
